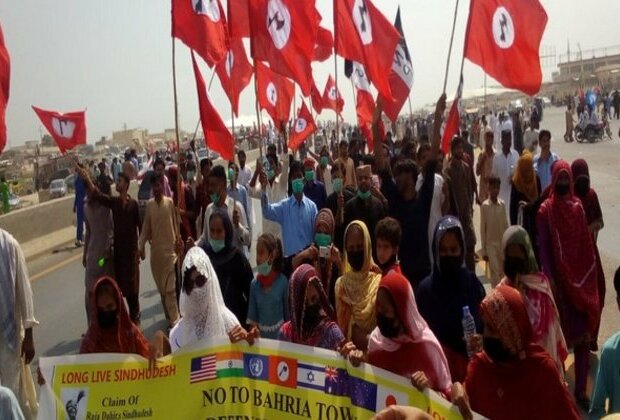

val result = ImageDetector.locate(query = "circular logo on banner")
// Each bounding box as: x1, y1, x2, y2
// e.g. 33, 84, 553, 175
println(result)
492, 7, 514, 49
295, 118, 307, 133
328, 87, 338, 101
249, 358, 264, 377
266, 82, 278, 106
225, 51, 234, 78
52, 118, 76, 139
276, 361, 290, 382
193, 0, 221, 23
266, 0, 291, 50
353, 0, 372, 45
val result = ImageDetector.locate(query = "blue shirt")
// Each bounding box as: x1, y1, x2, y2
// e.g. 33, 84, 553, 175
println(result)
533, 152, 559, 191
590, 332, 620, 419
246, 274, 289, 339
262, 193, 317, 256
303, 180, 327, 210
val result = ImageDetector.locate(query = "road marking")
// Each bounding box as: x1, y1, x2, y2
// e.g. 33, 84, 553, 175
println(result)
30, 253, 82, 282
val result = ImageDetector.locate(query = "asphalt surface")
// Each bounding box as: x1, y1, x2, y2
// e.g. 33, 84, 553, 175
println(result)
26, 106, 620, 412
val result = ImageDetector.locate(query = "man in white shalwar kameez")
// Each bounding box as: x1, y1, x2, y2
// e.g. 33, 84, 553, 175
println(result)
0, 229, 38, 419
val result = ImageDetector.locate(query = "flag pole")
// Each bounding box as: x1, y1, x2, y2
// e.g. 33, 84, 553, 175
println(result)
442, 0, 461, 94
171, 36, 183, 289
191, 69, 217, 145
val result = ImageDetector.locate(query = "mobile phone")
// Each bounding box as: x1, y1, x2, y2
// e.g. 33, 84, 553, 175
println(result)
319, 246, 329, 259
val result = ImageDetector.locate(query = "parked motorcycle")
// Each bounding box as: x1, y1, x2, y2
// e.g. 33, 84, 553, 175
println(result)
575, 122, 605, 143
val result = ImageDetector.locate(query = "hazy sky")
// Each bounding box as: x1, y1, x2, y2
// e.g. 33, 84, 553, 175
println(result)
1, 0, 618, 146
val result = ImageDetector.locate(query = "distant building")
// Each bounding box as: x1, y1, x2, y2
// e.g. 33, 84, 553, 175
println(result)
111, 128, 149, 148
553, 45, 620, 87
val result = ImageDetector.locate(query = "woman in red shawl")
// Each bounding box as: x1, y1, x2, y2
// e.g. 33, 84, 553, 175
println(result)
536, 159, 599, 408
465, 285, 580, 420
278, 264, 345, 350
80, 277, 150, 356
571, 158, 605, 350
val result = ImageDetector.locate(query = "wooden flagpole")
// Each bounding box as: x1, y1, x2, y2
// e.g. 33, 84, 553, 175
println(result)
442, 0, 461, 94
171, 37, 184, 289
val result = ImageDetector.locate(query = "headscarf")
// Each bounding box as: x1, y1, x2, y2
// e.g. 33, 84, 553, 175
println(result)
314, 208, 335, 236
501, 226, 539, 274
431, 216, 466, 277
335, 220, 381, 338
173, 247, 239, 350
368, 272, 452, 393
500, 226, 568, 371
481, 285, 534, 359
204, 209, 237, 266
80, 277, 149, 357
512, 152, 539, 202
539, 160, 599, 334
288, 264, 336, 344
570, 159, 603, 225
368, 271, 450, 368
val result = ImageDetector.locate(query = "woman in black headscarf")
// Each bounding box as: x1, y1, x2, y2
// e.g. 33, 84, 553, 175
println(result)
416, 216, 486, 383
201, 209, 253, 327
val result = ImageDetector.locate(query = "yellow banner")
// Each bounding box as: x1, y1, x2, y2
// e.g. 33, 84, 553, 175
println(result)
38, 338, 470, 420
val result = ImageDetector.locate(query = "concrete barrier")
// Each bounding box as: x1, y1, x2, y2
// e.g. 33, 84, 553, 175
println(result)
0, 148, 264, 260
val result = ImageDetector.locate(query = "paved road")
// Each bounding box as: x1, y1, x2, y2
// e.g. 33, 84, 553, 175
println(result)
26, 106, 619, 408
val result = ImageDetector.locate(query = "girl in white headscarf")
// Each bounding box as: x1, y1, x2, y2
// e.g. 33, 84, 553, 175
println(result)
169, 247, 256, 352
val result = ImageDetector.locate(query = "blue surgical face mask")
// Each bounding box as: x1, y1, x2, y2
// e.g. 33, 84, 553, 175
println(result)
210, 192, 220, 204
292, 178, 304, 194
320, 156, 329, 167
315, 233, 332, 247
209, 238, 226, 253
332, 178, 343, 193
227, 168, 235, 181
186, 171, 195, 182
358, 189, 372, 200
266, 169, 275, 180
256, 261, 272, 276
305, 170, 315, 182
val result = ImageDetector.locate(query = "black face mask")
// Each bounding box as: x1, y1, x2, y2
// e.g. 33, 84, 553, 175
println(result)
97, 310, 117, 329
483, 337, 513, 363
347, 250, 365, 271
440, 255, 462, 278
555, 183, 570, 196
302, 303, 322, 331
376, 313, 400, 338
504, 256, 527, 280
574, 177, 590, 197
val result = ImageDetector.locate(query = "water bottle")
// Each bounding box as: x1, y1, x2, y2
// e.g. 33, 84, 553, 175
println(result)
462, 305, 477, 359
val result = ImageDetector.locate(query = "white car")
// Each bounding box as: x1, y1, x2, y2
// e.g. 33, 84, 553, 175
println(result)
49, 179, 67, 199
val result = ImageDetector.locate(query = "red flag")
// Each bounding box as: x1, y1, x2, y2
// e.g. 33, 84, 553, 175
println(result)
464, 0, 548, 95
215, 37, 253, 117
313, 26, 333, 62
192, 52, 234, 161
172, 0, 229, 67
32, 106, 86, 154
321, 75, 343, 114
334, 0, 400, 101
0, 25, 9, 155
310, 83, 323, 114
227, 0, 250, 38
351, 63, 374, 125
441, 76, 463, 154
255, 61, 294, 128
380, 7, 414, 123
249, 0, 319, 96
289, 101, 317, 151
